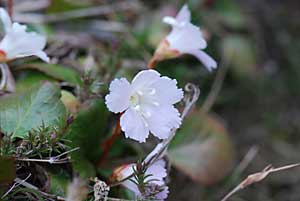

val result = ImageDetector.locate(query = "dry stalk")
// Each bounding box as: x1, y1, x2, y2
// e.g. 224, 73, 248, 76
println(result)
221, 163, 300, 201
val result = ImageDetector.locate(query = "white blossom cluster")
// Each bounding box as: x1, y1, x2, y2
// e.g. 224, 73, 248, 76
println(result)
105, 5, 217, 200
0, 4, 217, 201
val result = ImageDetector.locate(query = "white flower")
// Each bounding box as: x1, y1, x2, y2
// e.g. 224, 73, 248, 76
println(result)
113, 160, 169, 200
105, 69, 183, 143
0, 8, 49, 62
153, 5, 217, 71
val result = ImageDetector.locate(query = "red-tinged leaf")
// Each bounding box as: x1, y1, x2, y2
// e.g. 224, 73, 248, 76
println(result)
169, 111, 235, 185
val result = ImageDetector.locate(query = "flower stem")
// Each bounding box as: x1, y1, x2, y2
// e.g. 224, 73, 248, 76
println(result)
97, 116, 121, 167
148, 57, 157, 69
7, 0, 13, 18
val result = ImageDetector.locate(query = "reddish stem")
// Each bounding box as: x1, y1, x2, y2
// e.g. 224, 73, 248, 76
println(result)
97, 116, 121, 167
7, 0, 13, 18
148, 57, 157, 69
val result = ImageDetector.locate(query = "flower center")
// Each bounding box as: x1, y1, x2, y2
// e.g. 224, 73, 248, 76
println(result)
130, 93, 140, 108
129, 88, 159, 114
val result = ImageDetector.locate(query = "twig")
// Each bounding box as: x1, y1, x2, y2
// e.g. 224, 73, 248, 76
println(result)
97, 116, 122, 167
16, 147, 80, 164
144, 83, 200, 166
89, 20, 126, 33
16, 158, 69, 164
201, 53, 230, 114
13, 0, 49, 13
14, 178, 66, 200
1, 173, 31, 199
221, 163, 300, 201
13, 1, 141, 23
219, 145, 259, 198
52, 147, 80, 159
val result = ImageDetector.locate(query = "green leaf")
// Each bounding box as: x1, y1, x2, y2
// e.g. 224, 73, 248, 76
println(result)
0, 82, 67, 138
20, 62, 83, 86
0, 156, 15, 184
169, 111, 235, 185
16, 71, 56, 92
65, 100, 109, 178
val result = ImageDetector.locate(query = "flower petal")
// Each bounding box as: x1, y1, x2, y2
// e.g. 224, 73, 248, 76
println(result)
0, 8, 12, 32
163, 16, 179, 27
131, 69, 160, 90
166, 22, 207, 52
156, 186, 169, 200
185, 49, 217, 71
119, 164, 141, 196
145, 159, 167, 185
163, 5, 190, 27
0, 23, 48, 61
151, 76, 183, 105
34, 51, 50, 63
105, 78, 131, 113
119, 161, 168, 199
120, 108, 149, 143
148, 105, 181, 139
175, 4, 191, 23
